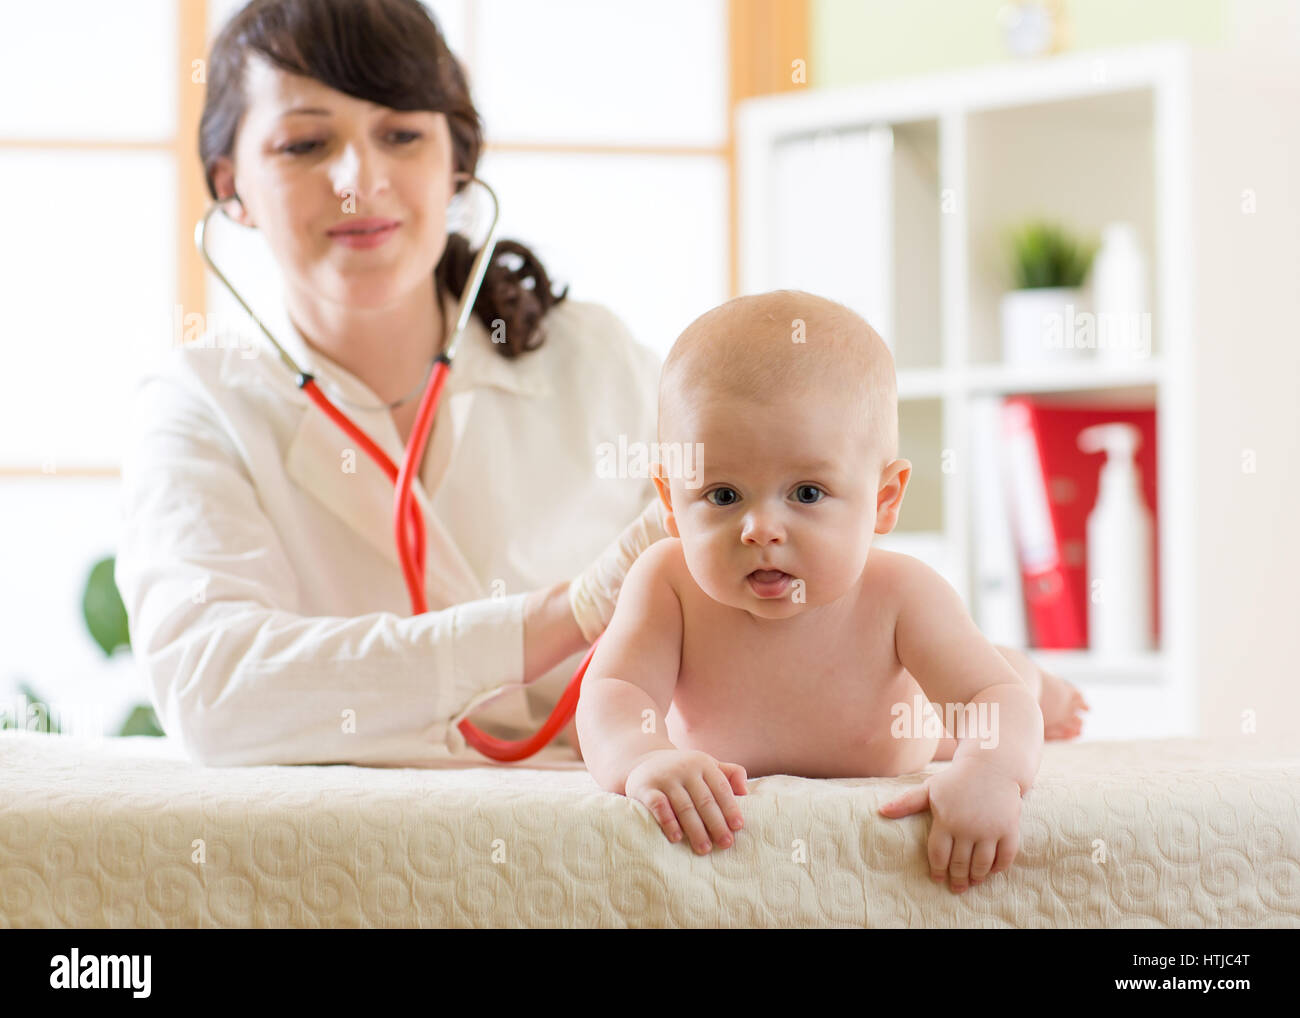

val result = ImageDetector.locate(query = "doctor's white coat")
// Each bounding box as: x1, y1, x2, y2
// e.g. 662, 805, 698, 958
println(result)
115, 291, 662, 767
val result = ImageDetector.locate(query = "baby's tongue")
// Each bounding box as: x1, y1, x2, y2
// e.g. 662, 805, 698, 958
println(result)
751, 569, 785, 581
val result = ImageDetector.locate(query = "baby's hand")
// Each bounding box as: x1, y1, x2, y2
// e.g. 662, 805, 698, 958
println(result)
624, 749, 747, 854
878, 757, 1023, 892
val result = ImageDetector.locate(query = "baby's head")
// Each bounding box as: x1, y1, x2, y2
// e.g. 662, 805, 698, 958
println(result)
652, 290, 911, 620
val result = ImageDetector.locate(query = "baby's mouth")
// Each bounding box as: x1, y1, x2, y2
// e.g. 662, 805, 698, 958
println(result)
747, 569, 793, 598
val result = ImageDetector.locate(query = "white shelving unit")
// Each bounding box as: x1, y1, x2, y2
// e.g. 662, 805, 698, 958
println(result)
737, 43, 1300, 740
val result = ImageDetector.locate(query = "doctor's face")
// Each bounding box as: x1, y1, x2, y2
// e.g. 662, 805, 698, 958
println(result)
210, 57, 457, 308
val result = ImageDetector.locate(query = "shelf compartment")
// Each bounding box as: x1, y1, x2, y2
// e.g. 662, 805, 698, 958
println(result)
893, 397, 944, 534
964, 87, 1160, 368
890, 119, 941, 372
964, 359, 1163, 396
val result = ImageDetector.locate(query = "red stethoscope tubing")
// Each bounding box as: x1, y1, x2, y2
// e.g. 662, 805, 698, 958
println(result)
297, 357, 597, 762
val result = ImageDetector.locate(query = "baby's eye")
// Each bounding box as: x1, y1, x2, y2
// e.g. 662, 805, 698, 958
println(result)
794, 485, 824, 504
705, 487, 739, 507
388, 130, 422, 144
282, 139, 322, 156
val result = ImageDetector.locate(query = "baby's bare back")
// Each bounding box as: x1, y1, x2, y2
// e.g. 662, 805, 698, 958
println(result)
661, 544, 940, 778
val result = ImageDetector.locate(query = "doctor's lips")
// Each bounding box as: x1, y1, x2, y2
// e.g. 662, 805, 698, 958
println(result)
328, 217, 401, 249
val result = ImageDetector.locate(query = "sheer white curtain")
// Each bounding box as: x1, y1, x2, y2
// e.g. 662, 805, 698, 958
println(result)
0, 0, 181, 732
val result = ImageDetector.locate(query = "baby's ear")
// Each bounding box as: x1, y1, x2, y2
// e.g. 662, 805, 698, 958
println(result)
874, 458, 911, 535
651, 465, 679, 539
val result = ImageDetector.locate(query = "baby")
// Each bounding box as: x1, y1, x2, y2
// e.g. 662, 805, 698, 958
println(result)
575, 290, 1088, 893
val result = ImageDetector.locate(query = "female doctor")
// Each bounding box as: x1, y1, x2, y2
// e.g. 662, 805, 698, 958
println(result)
114, 0, 669, 767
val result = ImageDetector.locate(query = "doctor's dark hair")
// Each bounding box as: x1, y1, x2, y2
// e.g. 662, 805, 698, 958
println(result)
198, 0, 568, 359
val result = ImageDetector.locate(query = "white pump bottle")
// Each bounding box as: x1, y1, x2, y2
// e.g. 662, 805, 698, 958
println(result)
1077, 423, 1153, 653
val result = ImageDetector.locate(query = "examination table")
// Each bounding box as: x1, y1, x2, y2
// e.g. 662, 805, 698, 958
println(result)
2, 730, 1297, 927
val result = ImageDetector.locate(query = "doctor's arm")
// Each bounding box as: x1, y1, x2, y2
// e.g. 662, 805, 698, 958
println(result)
114, 373, 556, 768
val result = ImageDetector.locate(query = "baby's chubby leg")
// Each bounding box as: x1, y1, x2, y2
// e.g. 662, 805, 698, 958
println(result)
929, 645, 1088, 761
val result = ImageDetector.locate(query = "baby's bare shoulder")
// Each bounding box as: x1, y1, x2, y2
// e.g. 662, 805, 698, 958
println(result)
872, 548, 971, 630
636, 535, 682, 573
862, 547, 924, 594
637, 536, 686, 587
862, 548, 954, 621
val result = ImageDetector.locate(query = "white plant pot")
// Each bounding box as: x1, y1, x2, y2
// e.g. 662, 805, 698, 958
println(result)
1000, 287, 1094, 366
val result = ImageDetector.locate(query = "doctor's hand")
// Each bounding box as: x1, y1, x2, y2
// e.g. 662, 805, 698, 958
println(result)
567, 498, 672, 643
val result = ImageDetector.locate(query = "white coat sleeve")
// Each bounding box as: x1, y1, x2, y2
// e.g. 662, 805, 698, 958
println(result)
114, 370, 526, 767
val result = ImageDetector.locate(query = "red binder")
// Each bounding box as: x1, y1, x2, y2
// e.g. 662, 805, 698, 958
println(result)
1000, 397, 1159, 650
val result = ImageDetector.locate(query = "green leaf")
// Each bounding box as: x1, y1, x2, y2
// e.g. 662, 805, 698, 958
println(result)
118, 703, 164, 738
83, 556, 131, 657
1006, 220, 1097, 289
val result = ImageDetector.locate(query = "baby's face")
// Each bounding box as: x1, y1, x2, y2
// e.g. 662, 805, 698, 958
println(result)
657, 389, 882, 621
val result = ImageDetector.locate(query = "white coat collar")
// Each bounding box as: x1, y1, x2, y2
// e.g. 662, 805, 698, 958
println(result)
217, 288, 554, 595
218, 287, 554, 403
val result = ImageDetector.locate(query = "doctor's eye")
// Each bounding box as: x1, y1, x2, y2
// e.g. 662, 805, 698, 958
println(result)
794, 485, 824, 504
280, 131, 419, 157
705, 487, 739, 507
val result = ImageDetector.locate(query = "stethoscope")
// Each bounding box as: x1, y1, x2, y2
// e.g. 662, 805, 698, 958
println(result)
195, 176, 597, 762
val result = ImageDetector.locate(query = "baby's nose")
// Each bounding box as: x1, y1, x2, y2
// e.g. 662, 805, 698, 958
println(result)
741, 515, 785, 544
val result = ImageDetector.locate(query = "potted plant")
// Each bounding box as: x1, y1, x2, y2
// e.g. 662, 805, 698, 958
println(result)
1001, 220, 1097, 366
2, 558, 161, 737
83, 556, 164, 737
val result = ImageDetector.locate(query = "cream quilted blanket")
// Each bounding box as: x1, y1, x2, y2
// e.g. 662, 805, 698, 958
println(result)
2, 730, 1297, 927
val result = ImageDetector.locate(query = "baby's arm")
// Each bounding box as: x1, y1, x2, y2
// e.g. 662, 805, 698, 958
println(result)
879, 557, 1044, 891
892, 558, 1043, 788
576, 540, 746, 853
575, 540, 683, 793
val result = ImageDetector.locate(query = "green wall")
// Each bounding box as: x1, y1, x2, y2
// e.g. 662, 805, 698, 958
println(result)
811, 0, 1229, 87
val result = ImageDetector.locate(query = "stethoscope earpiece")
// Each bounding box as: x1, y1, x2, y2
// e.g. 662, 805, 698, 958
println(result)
214, 192, 249, 226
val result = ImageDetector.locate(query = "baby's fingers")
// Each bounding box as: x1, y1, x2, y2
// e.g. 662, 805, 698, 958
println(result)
991, 830, 1020, 876
718, 760, 749, 797
684, 774, 733, 852
928, 827, 953, 884
703, 766, 745, 838
969, 840, 998, 884
638, 787, 685, 845
667, 782, 714, 855
948, 838, 974, 893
